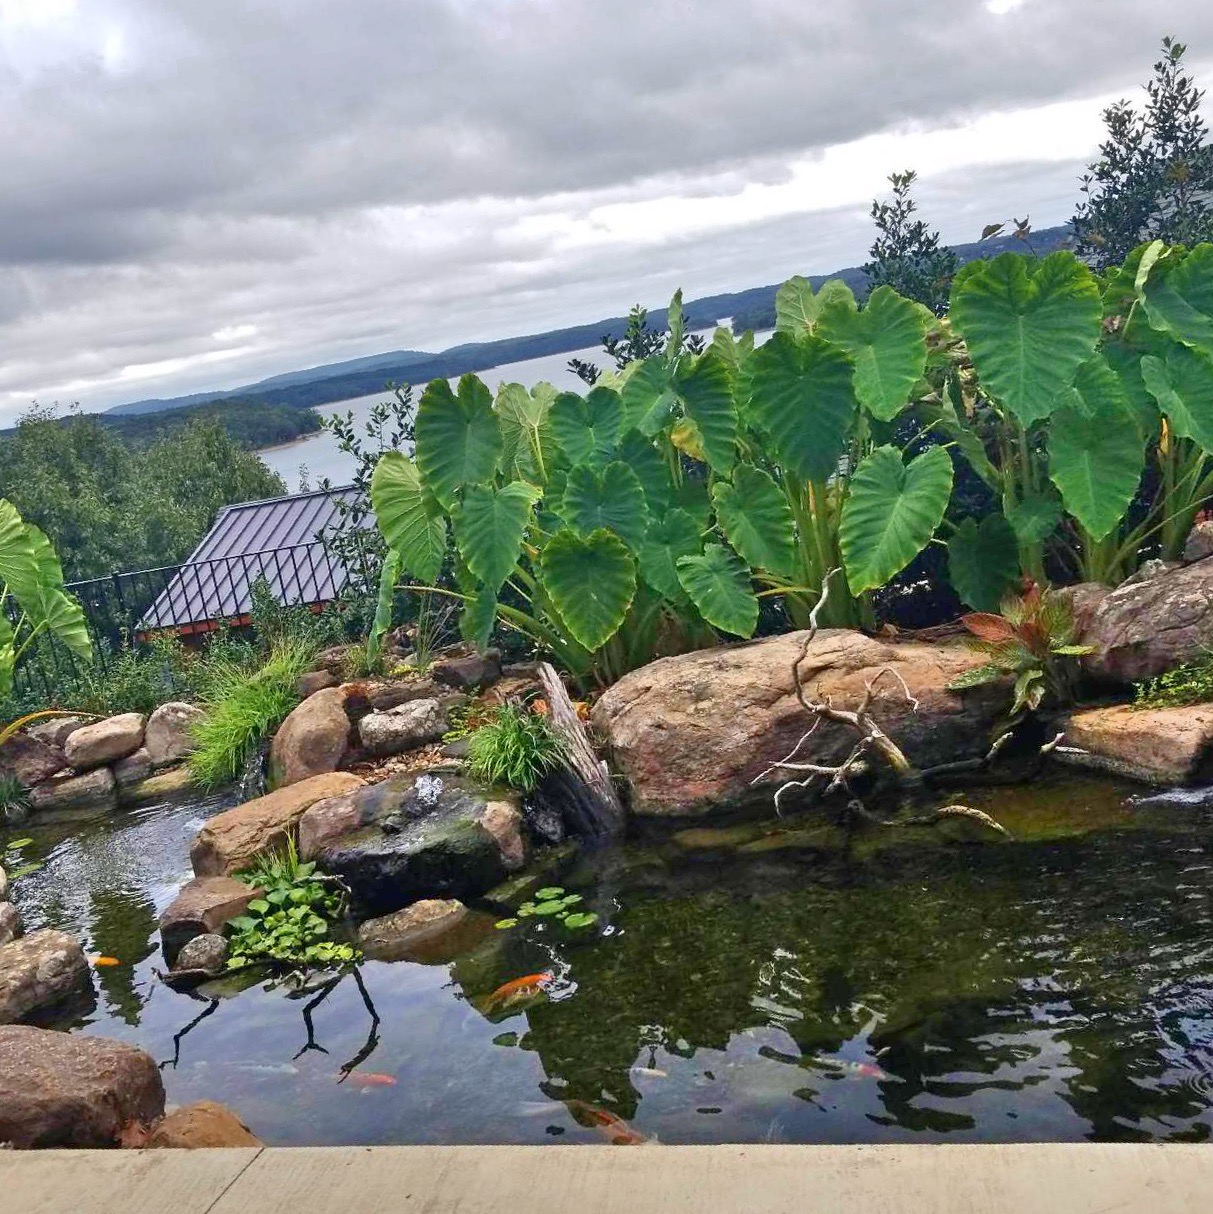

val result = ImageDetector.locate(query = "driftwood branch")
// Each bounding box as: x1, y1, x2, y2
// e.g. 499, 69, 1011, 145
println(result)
537, 662, 625, 837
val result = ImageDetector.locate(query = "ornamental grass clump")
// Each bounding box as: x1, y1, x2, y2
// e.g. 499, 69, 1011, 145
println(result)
467, 703, 568, 793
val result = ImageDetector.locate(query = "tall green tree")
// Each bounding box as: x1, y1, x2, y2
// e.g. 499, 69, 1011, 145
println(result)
1073, 36, 1213, 269
864, 170, 958, 316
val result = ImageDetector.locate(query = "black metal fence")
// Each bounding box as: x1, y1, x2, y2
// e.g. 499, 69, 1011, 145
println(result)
8, 540, 376, 704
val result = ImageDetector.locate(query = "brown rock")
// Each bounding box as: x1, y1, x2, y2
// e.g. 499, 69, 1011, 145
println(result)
0, 902, 21, 946
144, 702, 205, 768
113, 748, 152, 789
0, 1025, 164, 1147
297, 791, 365, 859
1058, 582, 1110, 640
25, 716, 87, 749
0, 930, 92, 1025
63, 712, 145, 770
269, 687, 351, 787
297, 669, 340, 699
159, 876, 263, 961
357, 898, 493, 964
1081, 560, 1213, 684
173, 934, 228, 975
480, 800, 526, 870
314, 644, 355, 674
146, 1100, 261, 1148
29, 767, 117, 815
1183, 519, 1213, 564
592, 629, 1008, 817
121, 765, 196, 807
431, 648, 502, 691
0, 866, 7, 901
0, 733, 68, 789
190, 771, 364, 876
367, 678, 442, 712
1060, 704, 1213, 786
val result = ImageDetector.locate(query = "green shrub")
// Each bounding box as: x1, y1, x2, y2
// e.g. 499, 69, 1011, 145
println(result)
467, 703, 568, 793
1133, 654, 1213, 709
0, 774, 30, 824
187, 639, 317, 790
227, 839, 358, 971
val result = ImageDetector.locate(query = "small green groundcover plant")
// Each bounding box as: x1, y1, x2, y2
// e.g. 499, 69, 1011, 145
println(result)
227, 841, 359, 971
1134, 653, 1213, 710
467, 703, 568, 793
495, 886, 599, 932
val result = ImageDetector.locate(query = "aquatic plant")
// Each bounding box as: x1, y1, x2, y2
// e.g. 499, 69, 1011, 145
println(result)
188, 638, 318, 790
1133, 651, 1213, 709
1, 834, 41, 879
495, 886, 598, 931
0, 775, 29, 825
949, 583, 1092, 716
228, 840, 358, 971
468, 703, 568, 793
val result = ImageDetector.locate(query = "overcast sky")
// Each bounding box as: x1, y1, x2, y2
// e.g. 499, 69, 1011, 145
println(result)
1, 0, 1211, 422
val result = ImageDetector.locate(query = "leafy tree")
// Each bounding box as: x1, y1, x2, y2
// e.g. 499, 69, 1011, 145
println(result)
864, 170, 958, 316
569, 302, 705, 385
1073, 36, 1213, 269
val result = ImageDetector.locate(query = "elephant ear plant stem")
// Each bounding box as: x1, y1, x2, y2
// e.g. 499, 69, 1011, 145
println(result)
754, 570, 1066, 836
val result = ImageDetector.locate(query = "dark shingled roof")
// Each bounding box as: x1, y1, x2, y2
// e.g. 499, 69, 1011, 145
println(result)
138, 485, 373, 631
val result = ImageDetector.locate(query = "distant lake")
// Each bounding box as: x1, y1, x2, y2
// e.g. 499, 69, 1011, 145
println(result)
257, 341, 616, 488
257, 327, 769, 488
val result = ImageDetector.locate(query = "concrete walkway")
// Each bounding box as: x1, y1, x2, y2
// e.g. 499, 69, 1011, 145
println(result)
4, 1143, 1213, 1213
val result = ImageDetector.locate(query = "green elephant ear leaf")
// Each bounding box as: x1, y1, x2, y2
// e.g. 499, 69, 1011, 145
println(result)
496, 382, 557, 483
0, 499, 41, 615
414, 374, 502, 507
367, 547, 403, 669
620, 357, 675, 435
550, 386, 624, 466
1048, 357, 1144, 541
459, 583, 498, 650
616, 430, 673, 513
371, 451, 448, 583
1141, 244, 1213, 358
840, 444, 953, 594
675, 352, 736, 473
636, 508, 702, 602
450, 481, 540, 592
560, 461, 648, 549
817, 285, 929, 421
1141, 343, 1213, 452
540, 529, 637, 652
676, 543, 758, 638
711, 464, 797, 580
774, 276, 819, 337
950, 251, 1102, 425
748, 331, 857, 483
1006, 490, 1062, 548
948, 515, 1020, 612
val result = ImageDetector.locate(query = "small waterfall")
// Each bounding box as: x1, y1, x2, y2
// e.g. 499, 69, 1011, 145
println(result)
236, 738, 269, 802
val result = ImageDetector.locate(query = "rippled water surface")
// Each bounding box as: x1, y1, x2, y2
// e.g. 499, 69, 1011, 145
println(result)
4, 773, 1213, 1145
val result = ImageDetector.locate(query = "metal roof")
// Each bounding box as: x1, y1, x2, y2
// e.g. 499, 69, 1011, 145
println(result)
138, 485, 374, 631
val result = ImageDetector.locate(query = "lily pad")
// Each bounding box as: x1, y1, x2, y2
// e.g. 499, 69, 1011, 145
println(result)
532, 900, 566, 916
563, 912, 600, 930
534, 886, 566, 900
494, 918, 519, 930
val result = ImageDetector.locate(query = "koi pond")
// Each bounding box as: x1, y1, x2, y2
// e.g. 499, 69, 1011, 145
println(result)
3, 774, 1213, 1145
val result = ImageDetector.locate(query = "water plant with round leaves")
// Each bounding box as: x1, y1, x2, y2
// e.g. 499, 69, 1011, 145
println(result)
497, 886, 598, 931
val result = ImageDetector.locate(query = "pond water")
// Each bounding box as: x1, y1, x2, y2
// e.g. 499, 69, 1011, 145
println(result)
4, 773, 1213, 1146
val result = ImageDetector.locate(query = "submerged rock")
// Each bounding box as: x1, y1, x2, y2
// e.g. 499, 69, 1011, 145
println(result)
593, 629, 1008, 817
357, 898, 493, 964
0, 930, 92, 1025
314, 772, 511, 916
0, 1025, 164, 1148
63, 712, 145, 771
269, 688, 352, 787
1130, 785, 1213, 810
1061, 704, 1213, 786
144, 702, 205, 768
189, 771, 364, 877
145, 1100, 261, 1149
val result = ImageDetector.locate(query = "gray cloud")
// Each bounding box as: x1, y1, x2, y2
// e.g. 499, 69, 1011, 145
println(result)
1, 0, 1212, 419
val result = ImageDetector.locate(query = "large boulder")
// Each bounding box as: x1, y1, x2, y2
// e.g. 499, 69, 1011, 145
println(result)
592, 629, 1008, 817
1061, 704, 1213, 786
0, 733, 68, 789
1080, 559, 1213, 684
25, 716, 86, 749
122, 766, 195, 806
311, 772, 513, 916
189, 771, 364, 877
269, 687, 351, 787
357, 898, 494, 964
431, 648, 502, 691
144, 702, 205, 768
159, 875, 263, 961
0, 903, 21, 946
357, 698, 449, 757
63, 713, 145, 770
0, 1025, 164, 1148
29, 767, 117, 815
0, 930, 92, 1025
145, 1100, 261, 1149
113, 748, 152, 789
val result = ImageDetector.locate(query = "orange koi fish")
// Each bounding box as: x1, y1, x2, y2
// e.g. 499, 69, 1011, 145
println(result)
90, 956, 121, 967
565, 1099, 647, 1146
338, 1071, 398, 1088
812, 1056, 891, 1081
484, 970, 554, 1012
